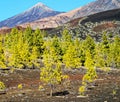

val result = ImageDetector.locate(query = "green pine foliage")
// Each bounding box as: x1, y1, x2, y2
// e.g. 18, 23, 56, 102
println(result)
109, 35, 120, 68
83, 49, 97, 85
4, 27, 43, 69
40, 60, 68, 96
0, 27, 119, 69
94, 44, 106, 67
61, 28, 73, 55
0, 81, 6, 90
0, 26, 119, 96
0, 36, 7, 68
84, 50, 94, 69
63, 43, 81, 68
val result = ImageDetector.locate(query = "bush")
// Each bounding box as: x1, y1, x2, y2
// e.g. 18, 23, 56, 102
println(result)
79, 85, 86, 96
18, 84, 23, 89
0, 81, 6, 91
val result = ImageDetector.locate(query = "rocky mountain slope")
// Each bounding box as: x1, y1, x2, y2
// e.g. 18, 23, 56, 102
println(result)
0, 2, 62, 28
20, 0, 120, 29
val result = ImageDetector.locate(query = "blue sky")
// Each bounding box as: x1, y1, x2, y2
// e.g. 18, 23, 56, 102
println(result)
0, 0, 95, 21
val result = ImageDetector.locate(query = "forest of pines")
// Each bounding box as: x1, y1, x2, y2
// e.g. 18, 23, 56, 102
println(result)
0, 27, 120, 96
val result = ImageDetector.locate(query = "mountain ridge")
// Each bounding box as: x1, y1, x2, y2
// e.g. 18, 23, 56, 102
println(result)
1, 8, 120, 35
20, 0, 120, 30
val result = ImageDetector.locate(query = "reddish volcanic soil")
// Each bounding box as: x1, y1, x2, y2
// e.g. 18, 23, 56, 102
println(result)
93, 22, 118, 32
0, 68, 120, 102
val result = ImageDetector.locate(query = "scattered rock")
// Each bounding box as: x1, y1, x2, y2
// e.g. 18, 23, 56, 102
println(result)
0, 90, 6, 95
77, 95, 88, 98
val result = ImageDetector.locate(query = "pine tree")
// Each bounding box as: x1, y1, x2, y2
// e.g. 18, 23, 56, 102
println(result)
81, 35, 95, 66
82, 35, 95, 54
0, 36, 6, 68
80, 50, 97, 95
51, 36, 63, 61
63, 43, 81, 68
8, 36, 30, 68
43, 36, 62, 63
40, 60, 67, 96
109, 35, 120, 68
101, 33, 110, 67
23, 27, 33, 46
29, 46, 40, 68
82, 66, 97, 85
94, 44, 106, 68
33, 28, 44, 57
84, 50, 94, 69
61, 28, 73, 55
5, 28, 20, 48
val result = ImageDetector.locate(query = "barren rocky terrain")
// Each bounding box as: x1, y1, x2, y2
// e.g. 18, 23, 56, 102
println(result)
0, 68, 120, 102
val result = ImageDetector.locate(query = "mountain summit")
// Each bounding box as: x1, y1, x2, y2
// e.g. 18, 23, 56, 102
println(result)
28, 2, 53, 12
0, 2, 62, 28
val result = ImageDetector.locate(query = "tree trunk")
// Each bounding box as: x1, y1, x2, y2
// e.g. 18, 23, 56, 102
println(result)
50, 88, 53, 97
50, 84, 53, 97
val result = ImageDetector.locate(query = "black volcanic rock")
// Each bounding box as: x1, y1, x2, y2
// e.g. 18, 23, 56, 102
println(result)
0, 2, 62, 28
80, 8, 120, 24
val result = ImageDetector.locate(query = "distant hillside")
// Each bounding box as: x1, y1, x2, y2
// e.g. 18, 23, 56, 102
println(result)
46, 8, 120, 40
68, 8, 120, 27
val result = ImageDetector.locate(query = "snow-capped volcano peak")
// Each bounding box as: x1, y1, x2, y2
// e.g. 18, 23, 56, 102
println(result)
34, 2, 45, 6
30, 2, 53, 11
33, 2, 48, 8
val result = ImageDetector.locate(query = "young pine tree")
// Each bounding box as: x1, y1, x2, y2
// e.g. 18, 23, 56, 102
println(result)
79, 50, 97, 95
40, 61, 67, 96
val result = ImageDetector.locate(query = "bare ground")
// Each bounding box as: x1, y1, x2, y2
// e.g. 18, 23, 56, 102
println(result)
0, 68, 120, 102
